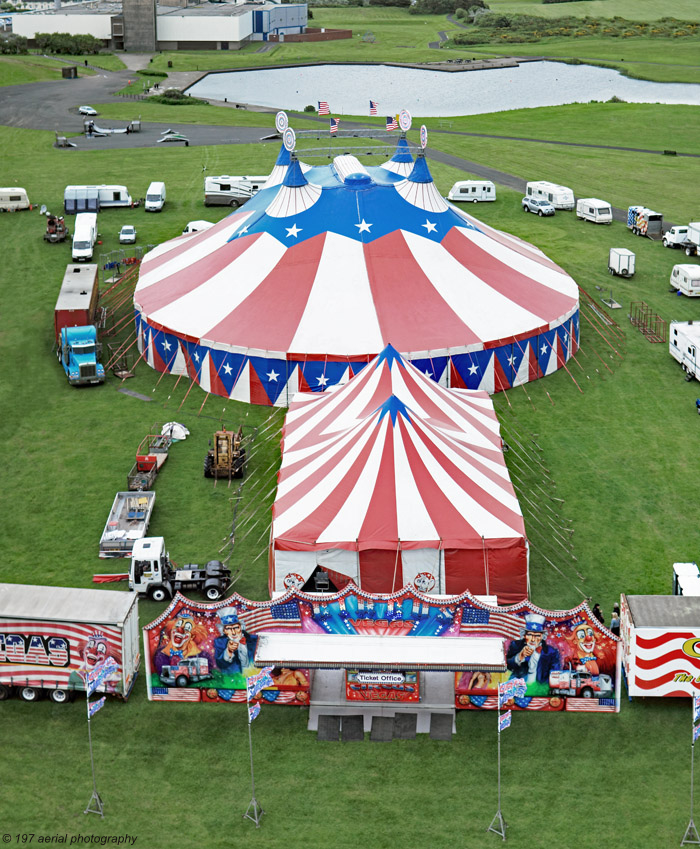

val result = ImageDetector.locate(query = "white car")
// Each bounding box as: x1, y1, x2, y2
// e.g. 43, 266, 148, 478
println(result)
78, 105, 98, 116
119, 225, 137, 244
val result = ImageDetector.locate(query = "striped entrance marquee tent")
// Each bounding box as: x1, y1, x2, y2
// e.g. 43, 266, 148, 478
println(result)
134, 141, 580, 407
270, 344, 529, 605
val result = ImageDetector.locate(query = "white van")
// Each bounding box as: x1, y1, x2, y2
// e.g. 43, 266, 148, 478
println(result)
447, 180, 496, 203
671, 264, 700, 297
182, 220, 214, 235
0, 187, 30, 212
204, 175, 268, 207
576, 197, 612, 224
145, 181, 166, 213
526, 181, 575, 210
72, 212, 98, 261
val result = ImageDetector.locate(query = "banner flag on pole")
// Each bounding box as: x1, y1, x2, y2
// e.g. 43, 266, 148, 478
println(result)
318, 101, 330, 115
386, 116, 398, 131
86, 657, 119, 697
369, 100, 378, 116
498, 678, 526, 707
246, 667, 274, 702
330, 118, 339, 135
88, 696, 106, 718
694, 723, 700, 743
694, 695, 700, 724
248, 701, 261, 724
498, 710, 512, 733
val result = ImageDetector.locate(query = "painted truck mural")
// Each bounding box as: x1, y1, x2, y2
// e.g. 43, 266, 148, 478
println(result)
144, 586, 620, 712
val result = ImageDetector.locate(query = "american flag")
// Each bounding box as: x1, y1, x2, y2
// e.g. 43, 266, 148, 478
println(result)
238, 602, 301, 634
369, 100, 378, 116
318, 101, 330, 115
567, 698, 617, 712
330, 117, 339, 135
151, 687, 202, 702
459, 607, 523, 640
386, 116, 398, 131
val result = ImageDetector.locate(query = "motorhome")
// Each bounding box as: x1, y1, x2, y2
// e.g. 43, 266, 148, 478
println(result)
576, 198, 612, 224
671, 264, 700, 297
145, 181, 166, 212
204, 175, 268, 207
0, 187, 30, 211
72, 212, 97, 261
64, 184, 132, 213
669, 320, 700, 382
447, 180, 496, 203
525, 181, 575, 210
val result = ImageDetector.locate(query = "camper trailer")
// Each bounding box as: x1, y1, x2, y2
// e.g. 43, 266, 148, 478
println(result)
671, 264, 700, 297
525, 181, 575, 210
576, 198, 613, 224
64, 185, 132, 214
669, 320, 700, 382
447, 181, 496, 203
204, 175, 267, 207
72, 212, 97, 261
0, 187, 30, 212
145, 181, 166, 212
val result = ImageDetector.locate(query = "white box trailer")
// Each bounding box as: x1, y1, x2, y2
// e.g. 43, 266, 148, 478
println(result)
621, 594, 700, 698
671, 264, 700, 297
447, 180, 496, 203
526, 180, 575, 210
0, 187, 30, 211
669, 320, 700, 381
0, 582, 139, 702
576, 197, 612, 224
608, 248, 635, 277
204, 175, 268, 208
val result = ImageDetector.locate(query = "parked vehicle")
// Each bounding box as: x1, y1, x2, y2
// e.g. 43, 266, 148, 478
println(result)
621, 593, 700, 698
72, 212, 97, 261
159, 657, 211, 688
0, 187, 30, 211
64, 184, 132, 214
99, 491, 156, 558
671, 264, 700, 297
58, 324, 105, 386
662, 222, 700, 256
525, 180, 574, 210
0, 582, 139, 703
522, 196, 555, 216
204, 427, 246, 479
447, 180, 496, 203
627, 205, 664, 239
576, 198, 612, 224
672, 562, 700, 596
44, 214, 69, 243
144, 181, 166, 213
54, 263, 99, 341
182, 220, 214, 235
119, 224, 137, 244
78, 105, 98, 116
204, 175, 267, 207
669, 320, 700, 381
127, 432, 172, 491
608, 248, 635, 278
129, 536, 231, 602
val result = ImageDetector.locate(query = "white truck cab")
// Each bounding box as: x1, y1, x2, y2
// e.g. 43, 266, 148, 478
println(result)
129, 537, 168, 596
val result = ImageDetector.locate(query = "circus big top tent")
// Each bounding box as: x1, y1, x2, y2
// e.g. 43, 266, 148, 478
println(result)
133, 136, 580, 407
270, 345, 529, 605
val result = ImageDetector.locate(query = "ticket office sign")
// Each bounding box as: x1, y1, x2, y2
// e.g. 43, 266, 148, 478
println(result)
346, 670, 419, 702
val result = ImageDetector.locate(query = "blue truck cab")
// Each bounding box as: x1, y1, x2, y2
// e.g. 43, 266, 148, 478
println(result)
58, 325, 105, 385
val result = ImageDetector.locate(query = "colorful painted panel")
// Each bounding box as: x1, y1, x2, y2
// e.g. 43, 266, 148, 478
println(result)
346, 670, 419, 702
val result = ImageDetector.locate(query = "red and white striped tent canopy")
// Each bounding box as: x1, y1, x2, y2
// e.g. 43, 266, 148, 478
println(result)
134, 142, 580, 406
270, 345, 529, 605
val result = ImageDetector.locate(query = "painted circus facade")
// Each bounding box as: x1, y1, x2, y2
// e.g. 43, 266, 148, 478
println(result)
144, 588, 620, 713
134, 135, 580, 407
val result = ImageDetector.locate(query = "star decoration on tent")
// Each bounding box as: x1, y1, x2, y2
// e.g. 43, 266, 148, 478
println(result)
193, 351, 200, 362
422, 220, 437, 234
468, 364, 479, 375
317, 375, 329, 386
507, 355, 516, 367
162, 340, 171, 352
355, 219, 372, 233
541, 344, 548, 355
286, 223, 302, 238
267, 370, 279, 382
223, 363, 233, 375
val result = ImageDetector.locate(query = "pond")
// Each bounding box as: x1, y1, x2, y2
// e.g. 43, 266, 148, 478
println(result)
186, 61, 700, 117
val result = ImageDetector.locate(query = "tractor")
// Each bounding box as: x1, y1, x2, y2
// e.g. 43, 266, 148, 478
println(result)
204, 426, 246, 480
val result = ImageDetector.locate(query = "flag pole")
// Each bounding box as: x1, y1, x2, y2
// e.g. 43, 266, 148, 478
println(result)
487, 703, 506, 841
243, 709, 264, 827
84, 690, 104, 817
682, 697, 700, 845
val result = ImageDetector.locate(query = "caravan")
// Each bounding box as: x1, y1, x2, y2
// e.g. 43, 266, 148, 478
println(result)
670, 320, 700, 382
0, 187, 30, 212
64, 184, 132, 214
204, 175, 267, 207
447, 181, 496, 203
526, 181, 575, 210
72, 212, 97, 261
576, 198, 612, 224
671, 264, 700, 297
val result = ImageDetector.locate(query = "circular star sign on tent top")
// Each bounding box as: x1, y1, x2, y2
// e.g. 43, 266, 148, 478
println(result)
134, 137, 580, 407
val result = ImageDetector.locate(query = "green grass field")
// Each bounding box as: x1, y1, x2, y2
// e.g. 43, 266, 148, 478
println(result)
2, 40, 700, 849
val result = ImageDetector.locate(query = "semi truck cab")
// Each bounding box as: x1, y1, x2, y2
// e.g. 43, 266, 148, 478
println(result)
58, 325, 104, 385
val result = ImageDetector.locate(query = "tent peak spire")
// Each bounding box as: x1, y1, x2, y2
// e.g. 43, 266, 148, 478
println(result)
376, 394, 412, 426
375, 343, 406, 371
